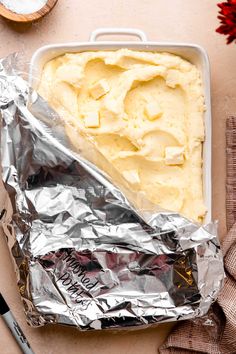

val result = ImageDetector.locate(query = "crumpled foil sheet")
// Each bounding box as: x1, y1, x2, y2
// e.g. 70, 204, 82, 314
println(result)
0, 54, 225, 330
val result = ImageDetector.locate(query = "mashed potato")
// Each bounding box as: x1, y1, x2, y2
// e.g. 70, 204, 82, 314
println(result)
38, 49, 206, 221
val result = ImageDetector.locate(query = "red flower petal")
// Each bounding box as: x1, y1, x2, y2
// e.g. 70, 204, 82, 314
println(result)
216, 1, 236, 44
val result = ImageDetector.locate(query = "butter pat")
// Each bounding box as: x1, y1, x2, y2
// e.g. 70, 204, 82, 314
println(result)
122, 170, 140, 185
90, 79, 110, 100
165, 146, 185, 165
145, 102, 162, 120
166, 70, 180, 88
101, 98, 120, 119
84, 111, 100, 128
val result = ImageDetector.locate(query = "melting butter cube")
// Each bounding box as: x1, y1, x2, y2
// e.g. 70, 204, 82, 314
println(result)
84, 111, 100, 128
166, 70, 180, 88
122, 170, 140, 185
145, 102, 163, 120
101, 98, 120, 120
90, 79, 110, 100
165, 147, 185, 165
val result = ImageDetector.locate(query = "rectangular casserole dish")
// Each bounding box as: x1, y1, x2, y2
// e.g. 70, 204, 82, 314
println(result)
29, 27, 212, 223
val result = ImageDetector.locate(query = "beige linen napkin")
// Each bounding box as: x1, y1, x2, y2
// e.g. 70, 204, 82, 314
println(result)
159, 116, 236, 354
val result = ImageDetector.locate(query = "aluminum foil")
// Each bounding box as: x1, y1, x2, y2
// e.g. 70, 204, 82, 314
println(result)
0, 54, 225, 330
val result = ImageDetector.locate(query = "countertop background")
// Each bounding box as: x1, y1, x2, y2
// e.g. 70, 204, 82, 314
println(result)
0, 1, 235, 353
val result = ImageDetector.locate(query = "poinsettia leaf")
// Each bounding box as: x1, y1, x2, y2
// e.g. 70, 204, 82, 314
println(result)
216, 1, 236, 44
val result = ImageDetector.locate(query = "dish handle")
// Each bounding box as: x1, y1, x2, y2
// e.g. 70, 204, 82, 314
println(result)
89, 28, 147, 42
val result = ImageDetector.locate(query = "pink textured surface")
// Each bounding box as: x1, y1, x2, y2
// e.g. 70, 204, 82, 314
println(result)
0, 1, 235, 353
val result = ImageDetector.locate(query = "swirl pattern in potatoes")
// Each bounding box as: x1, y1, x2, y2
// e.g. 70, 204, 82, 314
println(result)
38, 49, 206, 222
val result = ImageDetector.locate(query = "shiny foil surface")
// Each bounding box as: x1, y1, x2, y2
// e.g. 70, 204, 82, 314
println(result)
0, 55, 225, 330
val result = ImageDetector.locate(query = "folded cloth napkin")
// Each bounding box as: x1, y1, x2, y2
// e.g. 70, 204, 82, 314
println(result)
159, 116, 236, 354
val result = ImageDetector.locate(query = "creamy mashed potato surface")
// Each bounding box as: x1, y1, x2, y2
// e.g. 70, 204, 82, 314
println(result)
38, 49, 206, 221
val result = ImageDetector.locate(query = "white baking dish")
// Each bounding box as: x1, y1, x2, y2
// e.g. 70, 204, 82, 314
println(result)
29, 28, 212, 223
